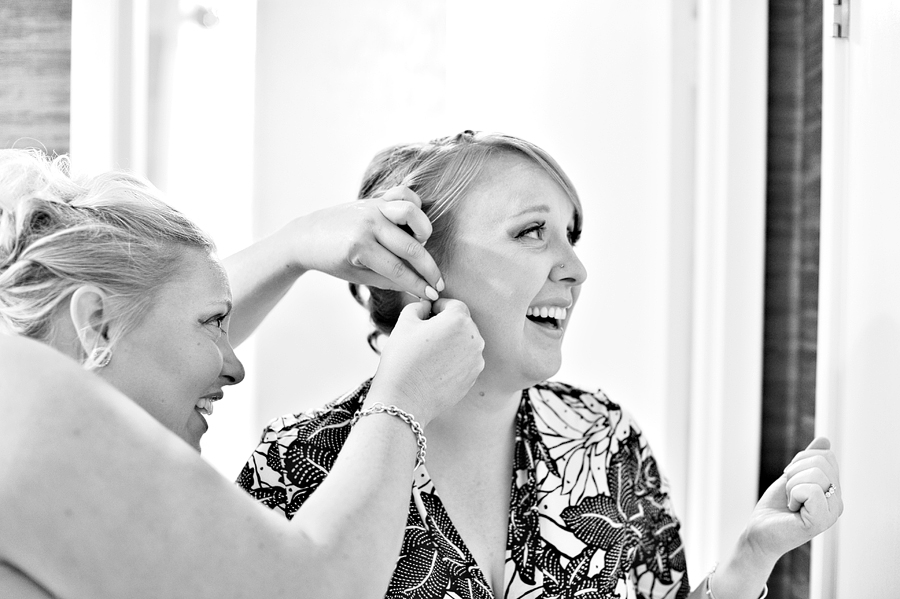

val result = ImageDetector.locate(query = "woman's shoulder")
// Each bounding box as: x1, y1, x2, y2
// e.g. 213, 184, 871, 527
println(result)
238, 379, 372, 517
530, 380, 627, 417
527, 380, 645, 441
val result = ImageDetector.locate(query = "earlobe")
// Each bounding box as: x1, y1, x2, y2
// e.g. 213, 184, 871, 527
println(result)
68, 285, 110, 359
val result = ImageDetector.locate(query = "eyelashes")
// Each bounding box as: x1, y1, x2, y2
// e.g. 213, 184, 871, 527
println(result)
516, 222, 580, 247
517, 223, 546, 241
206, 314, 229, 336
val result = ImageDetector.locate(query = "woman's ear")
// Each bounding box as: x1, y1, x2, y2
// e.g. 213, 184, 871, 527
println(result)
68, 285, 109, 357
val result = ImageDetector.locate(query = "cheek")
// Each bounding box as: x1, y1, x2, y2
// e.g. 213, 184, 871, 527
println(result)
193, 339, 226, 383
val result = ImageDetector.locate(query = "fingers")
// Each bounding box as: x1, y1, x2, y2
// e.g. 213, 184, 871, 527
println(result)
398, 300, 433, 322
396, 299, 473, 323
376, 229, 441, 296
788, 483, 829, 519
431, 298, 471, 317
378, 200, 433, 243
350, 187, 443, 298
788, 479, 842, 526
805, 436, 831, 451
353, 241, 441, 300
784, 446, 840, 482
379, 185, 422, 209
785, 467, 832, 511
781, 436, 843, 515
784, 455, 838, 481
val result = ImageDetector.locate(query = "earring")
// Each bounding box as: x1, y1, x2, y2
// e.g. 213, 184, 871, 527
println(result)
89, 346, 113, 368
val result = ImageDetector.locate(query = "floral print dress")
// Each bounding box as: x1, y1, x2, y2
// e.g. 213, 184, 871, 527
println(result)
237, 380, 689, 599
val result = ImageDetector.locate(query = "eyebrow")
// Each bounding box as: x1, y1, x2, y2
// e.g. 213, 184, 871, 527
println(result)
510, 204, 552, 219
208, 299, 233, 314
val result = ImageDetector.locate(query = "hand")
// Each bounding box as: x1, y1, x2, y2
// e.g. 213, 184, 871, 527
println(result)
366, 299, 485, 426
289, 186, 443, 300
743, 437, 843, 563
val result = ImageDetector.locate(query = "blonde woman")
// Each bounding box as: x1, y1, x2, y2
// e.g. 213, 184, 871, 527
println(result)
0, 148, 484, 598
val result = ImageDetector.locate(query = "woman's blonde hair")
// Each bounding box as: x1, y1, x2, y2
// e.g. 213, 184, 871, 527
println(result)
0, 149, 215, 368
351, 130, 583, 351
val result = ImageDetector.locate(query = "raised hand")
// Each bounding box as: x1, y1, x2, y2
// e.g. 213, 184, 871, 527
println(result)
291, 186, 443, 299
366, 298, 485, 426
744, 437, 843, 562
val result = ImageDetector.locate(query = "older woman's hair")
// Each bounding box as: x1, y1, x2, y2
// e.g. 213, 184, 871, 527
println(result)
351, 130, 583, 351
0, 149, 215, 368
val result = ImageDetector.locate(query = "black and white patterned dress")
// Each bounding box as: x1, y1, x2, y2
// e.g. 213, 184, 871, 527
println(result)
237, 380, 689, 599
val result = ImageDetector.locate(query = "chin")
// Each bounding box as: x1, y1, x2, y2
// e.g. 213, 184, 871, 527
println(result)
521, 359, 563, 386
183, 433, 203, 453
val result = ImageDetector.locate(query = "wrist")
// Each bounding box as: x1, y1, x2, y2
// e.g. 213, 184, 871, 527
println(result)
350, 402, 427, 468
734, 527, 780, 573
276, 215, 313, 278
708, 532, 777, 599
706, 563, 769, 599
366, 382, 434, 427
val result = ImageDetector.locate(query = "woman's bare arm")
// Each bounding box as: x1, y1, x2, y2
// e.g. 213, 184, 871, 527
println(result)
0, 301, 482, 599
225, 188, 440, 346
686, 438, 843, 598
0, 563, 54, 599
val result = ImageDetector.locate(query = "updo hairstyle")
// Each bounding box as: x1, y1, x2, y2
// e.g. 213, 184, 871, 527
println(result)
350, 130, 583, 351
0, 149, 215, 369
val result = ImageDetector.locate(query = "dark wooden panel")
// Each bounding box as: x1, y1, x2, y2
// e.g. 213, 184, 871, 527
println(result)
761, 0, 822, 597
0, 0, 72, 154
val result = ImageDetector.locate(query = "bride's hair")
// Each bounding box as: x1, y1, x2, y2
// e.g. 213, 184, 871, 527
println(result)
350, 130, 582, 352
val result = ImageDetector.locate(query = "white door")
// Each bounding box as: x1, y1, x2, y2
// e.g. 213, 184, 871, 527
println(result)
814, 2, 900, 597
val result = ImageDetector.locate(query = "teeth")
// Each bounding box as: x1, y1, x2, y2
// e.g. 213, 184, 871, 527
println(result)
527, 306, 569, 321
196, 397, 214, 416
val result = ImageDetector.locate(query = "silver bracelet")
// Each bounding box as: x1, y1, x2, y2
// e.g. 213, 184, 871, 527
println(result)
349, 402, 427, 468
706, 563, 768, 599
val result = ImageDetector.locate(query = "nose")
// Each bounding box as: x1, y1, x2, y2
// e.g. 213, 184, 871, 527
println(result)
551, 242, 588, 286
220, 338, 246, 385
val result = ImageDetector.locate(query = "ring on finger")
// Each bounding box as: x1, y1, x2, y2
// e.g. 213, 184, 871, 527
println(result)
824, 483, 837, 498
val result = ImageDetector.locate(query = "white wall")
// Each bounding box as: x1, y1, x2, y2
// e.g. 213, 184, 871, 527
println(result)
814, 2, 900, 596
155, 0, 258, 478
252, 0, 694, 482
252, 0, 768, 585
71, 0, 259, 476
72, 0, 774, 587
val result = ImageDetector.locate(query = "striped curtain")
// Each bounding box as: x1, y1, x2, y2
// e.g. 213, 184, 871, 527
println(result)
761, 1, 823, 597
0, 0, 71, 154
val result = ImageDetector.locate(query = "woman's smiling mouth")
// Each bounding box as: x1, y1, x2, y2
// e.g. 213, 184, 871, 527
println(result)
195, 392, 223, 416
526, 305, 569, 330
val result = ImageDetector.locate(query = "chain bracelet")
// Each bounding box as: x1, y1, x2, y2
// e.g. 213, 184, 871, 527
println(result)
350, 402, 427, 468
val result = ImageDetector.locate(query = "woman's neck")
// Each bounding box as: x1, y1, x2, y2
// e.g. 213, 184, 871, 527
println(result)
424, 372, 529, 451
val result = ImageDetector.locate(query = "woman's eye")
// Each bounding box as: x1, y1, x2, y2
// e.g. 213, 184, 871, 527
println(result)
518, 224, 545, 241
567, 229, 580, 247
206, 315, 228, 334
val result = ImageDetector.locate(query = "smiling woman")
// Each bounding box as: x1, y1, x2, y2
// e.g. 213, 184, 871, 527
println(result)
0, 147, 489, 599
0, 150, 243, 451
238, 131, 844, 599
98, 248, 245, 450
